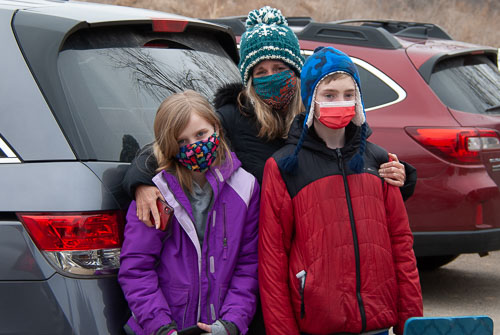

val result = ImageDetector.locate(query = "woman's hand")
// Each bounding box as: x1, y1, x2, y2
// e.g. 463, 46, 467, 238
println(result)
135, 185, 164, 229
378, 153, 406, 187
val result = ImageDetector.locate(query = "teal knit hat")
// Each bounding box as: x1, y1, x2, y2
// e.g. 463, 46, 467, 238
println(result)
238, 6, 304, 86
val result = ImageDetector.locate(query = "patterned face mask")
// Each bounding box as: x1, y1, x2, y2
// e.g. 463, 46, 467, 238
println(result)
253, 70, 297, 111
175, 133, 219, 172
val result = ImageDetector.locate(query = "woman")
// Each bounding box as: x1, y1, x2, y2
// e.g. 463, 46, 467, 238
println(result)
123, 6, 413, 225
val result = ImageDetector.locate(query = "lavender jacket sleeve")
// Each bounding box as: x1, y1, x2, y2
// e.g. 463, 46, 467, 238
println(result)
118, 201, 173, 335
219, 178, 260, 334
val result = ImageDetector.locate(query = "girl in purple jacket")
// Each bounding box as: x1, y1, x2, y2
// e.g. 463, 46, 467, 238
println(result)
118, 90, 260, 335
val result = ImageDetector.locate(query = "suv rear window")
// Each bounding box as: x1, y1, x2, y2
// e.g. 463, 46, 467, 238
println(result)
429, 55, 500, 115
57, 28, 240, 162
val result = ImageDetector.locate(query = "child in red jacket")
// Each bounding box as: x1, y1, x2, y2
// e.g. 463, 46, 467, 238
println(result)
258, 47, 423, 335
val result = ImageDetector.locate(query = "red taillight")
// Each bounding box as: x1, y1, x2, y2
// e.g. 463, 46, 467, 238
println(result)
406, 127, 500, 164
18, 211, 123, 251
152, 19, 188, 32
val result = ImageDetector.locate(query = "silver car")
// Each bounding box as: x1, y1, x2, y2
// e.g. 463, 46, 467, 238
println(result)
0, 1, 240, 333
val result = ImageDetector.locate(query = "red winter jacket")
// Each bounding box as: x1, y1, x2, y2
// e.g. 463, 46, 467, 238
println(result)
258, 118, 423, 335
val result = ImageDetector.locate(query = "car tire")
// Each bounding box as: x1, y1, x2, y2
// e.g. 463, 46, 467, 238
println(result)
417, 255, 459, 271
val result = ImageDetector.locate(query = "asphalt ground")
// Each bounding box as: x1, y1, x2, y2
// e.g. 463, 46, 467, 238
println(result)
388, 250, 500, 334
418, 250, 500, 334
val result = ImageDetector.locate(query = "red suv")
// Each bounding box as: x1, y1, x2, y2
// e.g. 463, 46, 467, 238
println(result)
209, 17, 500, 269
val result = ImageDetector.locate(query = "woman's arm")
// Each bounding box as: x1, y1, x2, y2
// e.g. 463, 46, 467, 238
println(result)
122, 144, 164, 227
122, 144, 157, 197
118, 202, 175, 335
258, 158, 300, 335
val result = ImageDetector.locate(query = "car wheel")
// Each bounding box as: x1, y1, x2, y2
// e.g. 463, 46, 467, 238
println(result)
417, 255, 459, 271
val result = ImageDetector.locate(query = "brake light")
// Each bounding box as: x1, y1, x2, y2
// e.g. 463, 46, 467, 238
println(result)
18, 211, 124, 275
152, 19, 188, 32
406, 127, 500, 164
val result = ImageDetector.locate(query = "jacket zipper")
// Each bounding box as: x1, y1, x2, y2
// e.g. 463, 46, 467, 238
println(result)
205, 169, 221, 323
223, 203, 228, 260
336, 148, 367, 332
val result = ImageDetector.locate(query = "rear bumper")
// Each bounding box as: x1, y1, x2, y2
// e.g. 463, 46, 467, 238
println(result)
0, 273, 128, 335
413, 228, 500, 256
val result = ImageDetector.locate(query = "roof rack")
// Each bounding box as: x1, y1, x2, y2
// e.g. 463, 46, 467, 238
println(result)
204, 17, 246, 36
294, 22, 402, 49
331, 19, 453, 40
204, 17, 453, 50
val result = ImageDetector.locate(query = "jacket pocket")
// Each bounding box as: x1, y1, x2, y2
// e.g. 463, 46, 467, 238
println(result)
164, 287, 189, 329
217, 284, 229, 316
296, 270, 307, 319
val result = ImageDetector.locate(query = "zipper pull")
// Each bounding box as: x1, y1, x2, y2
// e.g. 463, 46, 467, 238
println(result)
336, 148, 343, 169
223, 238, 228, 260
296, 270, 307, 318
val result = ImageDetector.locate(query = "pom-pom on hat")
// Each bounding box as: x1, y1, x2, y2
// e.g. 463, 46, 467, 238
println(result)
279, 46, 368, 174
238, 6, 304, 86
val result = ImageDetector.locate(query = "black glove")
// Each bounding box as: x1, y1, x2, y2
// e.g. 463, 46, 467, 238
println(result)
155, 321, 178, 335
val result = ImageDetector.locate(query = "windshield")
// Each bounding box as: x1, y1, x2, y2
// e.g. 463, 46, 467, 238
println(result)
429, 55, 500, 115
57, 30, 240, 162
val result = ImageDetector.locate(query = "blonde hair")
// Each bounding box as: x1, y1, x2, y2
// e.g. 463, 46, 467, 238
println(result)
153, 90, 231, 193
239, 80, 304, 140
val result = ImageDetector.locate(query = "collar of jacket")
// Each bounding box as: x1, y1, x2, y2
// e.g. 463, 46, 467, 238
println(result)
213, 82, 256, 117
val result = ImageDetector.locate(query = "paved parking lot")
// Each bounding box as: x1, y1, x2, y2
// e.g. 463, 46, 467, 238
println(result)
419, 251, 500, 334
389, 251, 499, 334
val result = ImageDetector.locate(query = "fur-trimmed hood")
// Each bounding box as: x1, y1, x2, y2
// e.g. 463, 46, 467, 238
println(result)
213, 82, 245, 110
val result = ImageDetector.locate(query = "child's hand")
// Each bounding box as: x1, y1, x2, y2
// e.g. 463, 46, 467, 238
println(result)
197, 322, 212, 334
135, 185, 164, 229
378, 153, 406, 187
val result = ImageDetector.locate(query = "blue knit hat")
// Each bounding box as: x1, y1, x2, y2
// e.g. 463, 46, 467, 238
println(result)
279, 46, 368, 173
238, 6, 304, 86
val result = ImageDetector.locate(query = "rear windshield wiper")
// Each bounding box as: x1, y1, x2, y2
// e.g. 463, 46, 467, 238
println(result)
485, 104, 500, 113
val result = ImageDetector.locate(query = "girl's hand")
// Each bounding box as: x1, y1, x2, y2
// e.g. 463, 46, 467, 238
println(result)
378, 153, 406, 187
135, 185, 164, 229
197, 322, 212, 334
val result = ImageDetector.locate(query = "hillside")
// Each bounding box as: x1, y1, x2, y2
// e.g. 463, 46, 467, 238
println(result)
82, 0, 499, 47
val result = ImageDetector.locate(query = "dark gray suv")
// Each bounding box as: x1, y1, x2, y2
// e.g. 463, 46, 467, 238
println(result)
0, 1, 240, 333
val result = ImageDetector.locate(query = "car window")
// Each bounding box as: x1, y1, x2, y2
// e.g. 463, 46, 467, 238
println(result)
57, 29, 240, 162
429, 55, 500, 115
356, 66, 399, 109
351, 58, 406, 111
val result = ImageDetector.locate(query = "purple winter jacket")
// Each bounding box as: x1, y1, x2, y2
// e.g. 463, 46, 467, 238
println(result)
118, 153, 260, 335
